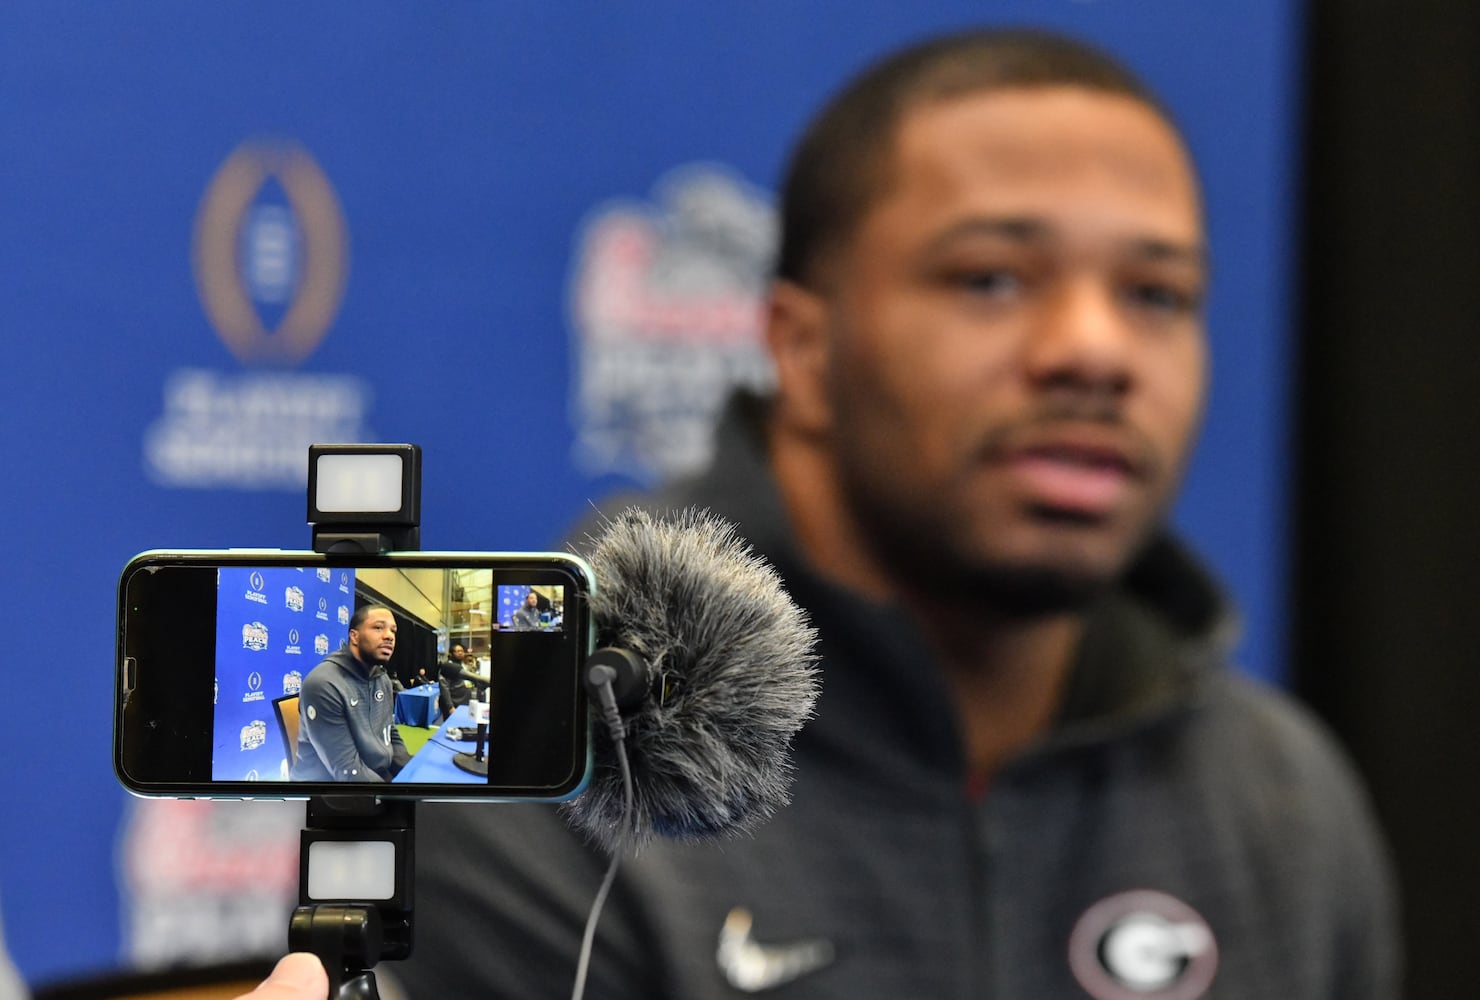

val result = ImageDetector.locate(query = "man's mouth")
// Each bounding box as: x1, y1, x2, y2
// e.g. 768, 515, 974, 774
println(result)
1001, 441, 1141, 518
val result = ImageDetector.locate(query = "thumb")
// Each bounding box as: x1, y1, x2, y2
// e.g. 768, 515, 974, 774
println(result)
240, 952, 329, 1000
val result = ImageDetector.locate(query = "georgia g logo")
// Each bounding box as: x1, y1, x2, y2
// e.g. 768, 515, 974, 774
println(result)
1067, 890, 1218, 1000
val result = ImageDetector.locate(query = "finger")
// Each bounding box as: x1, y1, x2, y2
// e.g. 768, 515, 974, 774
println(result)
241, 952, 329, 1000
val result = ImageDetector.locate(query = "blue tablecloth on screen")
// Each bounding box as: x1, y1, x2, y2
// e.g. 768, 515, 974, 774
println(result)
393, 685, 439, 727
394, 706, 487, 784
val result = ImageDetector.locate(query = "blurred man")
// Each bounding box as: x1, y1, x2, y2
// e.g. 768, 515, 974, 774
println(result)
393, 29, 1397, 998
259, 26, 1400, 999
510, 591, 543, 630
446, 642, 470, 673
291, 605, 410, 782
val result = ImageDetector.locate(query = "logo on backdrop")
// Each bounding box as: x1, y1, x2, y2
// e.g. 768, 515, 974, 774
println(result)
239, 721, 267, 752
193, 140, 347, 365
569, 164, 777, 483
243, 671, 264, 703
1067, 890, 1219, 999
241, 622, 269, 651
145, 137, 374, 491
119, 799, 302, 969
285, 586, 304, 612
314, 633, 330, 656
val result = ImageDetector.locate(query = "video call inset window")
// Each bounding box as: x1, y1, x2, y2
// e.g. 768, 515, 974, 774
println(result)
498, 584, 564, 632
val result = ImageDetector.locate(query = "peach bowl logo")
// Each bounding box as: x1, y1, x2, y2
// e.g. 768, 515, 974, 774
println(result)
241, 622, 269, 652
569, 165, 777, 483
239, 720, 267, 752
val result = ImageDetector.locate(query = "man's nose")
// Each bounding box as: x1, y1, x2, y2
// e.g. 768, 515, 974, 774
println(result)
1024, 277, 1134, 397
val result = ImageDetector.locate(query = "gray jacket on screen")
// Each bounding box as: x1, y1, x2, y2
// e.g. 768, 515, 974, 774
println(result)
392, 393, 1399, 999
292, 646, 409, 782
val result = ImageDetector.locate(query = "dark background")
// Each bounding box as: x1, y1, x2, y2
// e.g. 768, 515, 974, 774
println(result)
1297, 2, 1480, 996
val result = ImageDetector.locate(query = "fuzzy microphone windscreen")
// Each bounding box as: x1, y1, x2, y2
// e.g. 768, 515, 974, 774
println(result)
561, 507, 820, 853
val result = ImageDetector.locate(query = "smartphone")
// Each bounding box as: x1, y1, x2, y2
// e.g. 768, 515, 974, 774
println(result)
116, 549, 593, 800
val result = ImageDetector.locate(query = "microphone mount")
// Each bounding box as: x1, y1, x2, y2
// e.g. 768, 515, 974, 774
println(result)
584, 647, 658, 713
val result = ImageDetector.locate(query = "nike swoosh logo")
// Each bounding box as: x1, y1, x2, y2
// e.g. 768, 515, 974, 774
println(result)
349, 698, 360, 706
716, 907, 834, 993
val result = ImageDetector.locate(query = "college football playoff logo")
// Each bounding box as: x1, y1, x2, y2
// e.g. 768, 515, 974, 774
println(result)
192, 138, 348, 365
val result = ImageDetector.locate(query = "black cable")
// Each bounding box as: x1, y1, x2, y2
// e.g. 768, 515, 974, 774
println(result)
570, 670, 634, 1000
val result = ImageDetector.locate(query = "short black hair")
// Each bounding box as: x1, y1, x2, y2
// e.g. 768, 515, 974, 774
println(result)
776, 28, 1174, 287
349, 604, 393, 631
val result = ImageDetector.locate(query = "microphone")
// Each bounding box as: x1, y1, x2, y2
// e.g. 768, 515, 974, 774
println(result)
561, 507, 820, 853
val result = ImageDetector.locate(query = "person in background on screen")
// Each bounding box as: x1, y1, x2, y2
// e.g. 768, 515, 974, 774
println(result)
290, 605, 409, 782
437, 642, 477, 719
243, 25, 1399, 999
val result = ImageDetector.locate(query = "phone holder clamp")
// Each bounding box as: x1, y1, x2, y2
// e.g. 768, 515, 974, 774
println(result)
294, 443, 425, 999
307, 444, 422, 555
290, 796, 415, 1000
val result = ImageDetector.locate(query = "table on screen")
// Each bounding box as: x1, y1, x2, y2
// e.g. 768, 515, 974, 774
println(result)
394, 705, 486, 783
393, 684, 439, 727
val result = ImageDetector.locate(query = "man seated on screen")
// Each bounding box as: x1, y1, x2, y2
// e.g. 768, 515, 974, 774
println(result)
510, 590, 544, 630
291, 604, 411, 782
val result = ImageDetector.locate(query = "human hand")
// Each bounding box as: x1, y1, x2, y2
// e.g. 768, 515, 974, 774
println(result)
235, 952, 328, 1000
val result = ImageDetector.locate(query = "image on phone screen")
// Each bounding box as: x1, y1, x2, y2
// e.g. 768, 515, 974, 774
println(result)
118, 554, 588, 798
213, 565, 572, 785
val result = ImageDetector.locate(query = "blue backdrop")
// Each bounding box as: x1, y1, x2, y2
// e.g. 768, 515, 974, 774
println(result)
213, 566, 353, 782
0, 1, 1301, 986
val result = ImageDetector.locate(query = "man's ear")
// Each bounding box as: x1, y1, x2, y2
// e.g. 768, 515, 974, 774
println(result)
766, 279, 834, 437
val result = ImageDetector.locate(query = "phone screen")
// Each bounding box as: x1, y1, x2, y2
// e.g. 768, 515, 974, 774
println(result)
117, 551, 592, 799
